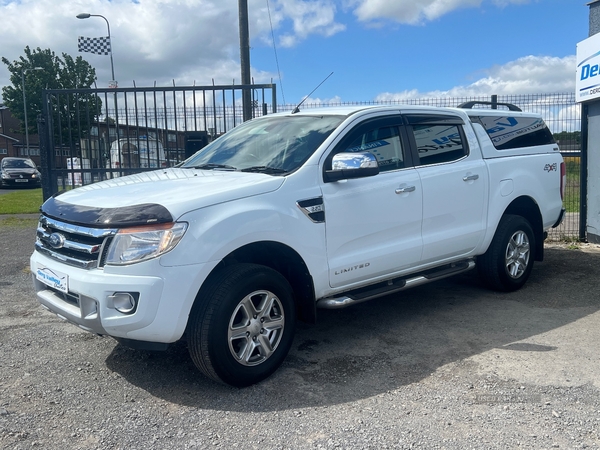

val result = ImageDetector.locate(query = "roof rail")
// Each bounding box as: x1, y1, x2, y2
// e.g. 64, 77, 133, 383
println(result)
457, 101, 522, 112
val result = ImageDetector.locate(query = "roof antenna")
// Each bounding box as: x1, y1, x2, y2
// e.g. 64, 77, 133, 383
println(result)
292, 71, 333, 114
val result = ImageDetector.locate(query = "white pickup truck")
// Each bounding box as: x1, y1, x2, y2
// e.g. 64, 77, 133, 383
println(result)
31, 103, 565, 386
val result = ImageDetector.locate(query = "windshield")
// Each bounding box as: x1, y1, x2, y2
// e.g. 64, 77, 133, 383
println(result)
181, 115, 344, 173
2, 159, 35, 169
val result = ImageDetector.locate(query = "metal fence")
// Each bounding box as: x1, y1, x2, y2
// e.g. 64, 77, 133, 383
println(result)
39, 83, 277, 198
39, 90, 581, 240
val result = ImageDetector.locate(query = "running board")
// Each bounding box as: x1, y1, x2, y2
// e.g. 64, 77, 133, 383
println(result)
317, 259, 475, 310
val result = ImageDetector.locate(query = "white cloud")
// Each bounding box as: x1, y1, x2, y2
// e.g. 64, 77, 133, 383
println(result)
492, 0, 532, 6
374, 55, 578, 134
350, 0, 482, 24
276, 0, 345, 47
0, 0, 344, 98
349, 0, 534, 24
375, 55, 576, 101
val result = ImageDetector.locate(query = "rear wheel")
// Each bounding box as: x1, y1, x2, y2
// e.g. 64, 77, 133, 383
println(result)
478, 214, 535, 292
188, 263, 296, 387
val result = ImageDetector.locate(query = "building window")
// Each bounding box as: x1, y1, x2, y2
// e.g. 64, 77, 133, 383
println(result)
29, 148, 40, 156
91, 126, 99, 136
167, 133, 177, 142
0, 148, 7, 155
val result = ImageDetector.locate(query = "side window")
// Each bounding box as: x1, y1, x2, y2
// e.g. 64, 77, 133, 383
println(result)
328, 117, 407, 173
470, 115, 555, 150
410, 124, 468, 166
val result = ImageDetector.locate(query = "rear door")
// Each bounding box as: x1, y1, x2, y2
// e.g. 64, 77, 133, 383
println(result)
405, 114, 487, 263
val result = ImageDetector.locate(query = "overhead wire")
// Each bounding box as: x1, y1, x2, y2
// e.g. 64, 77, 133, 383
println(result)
266, 0, 285, 105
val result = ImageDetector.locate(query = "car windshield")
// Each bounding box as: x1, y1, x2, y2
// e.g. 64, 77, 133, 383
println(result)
181, 115, 344, 174
2, 159, 35, 169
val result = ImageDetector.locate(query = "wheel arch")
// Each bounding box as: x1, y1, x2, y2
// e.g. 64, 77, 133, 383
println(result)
193, 241, 317, 325
503, 196, 544, 262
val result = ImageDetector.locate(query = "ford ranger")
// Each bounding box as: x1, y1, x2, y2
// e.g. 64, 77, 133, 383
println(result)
31, 102, 565, 386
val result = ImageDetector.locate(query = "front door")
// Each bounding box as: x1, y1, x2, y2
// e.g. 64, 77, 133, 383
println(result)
322, 116, 423, 289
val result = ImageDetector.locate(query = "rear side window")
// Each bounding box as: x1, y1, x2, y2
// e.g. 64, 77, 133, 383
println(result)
471, 115, 555, 150
410, 124, 468, 166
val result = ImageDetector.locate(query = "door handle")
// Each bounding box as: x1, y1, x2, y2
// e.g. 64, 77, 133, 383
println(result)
395, 185, 416, 194
463, 174, 479, 182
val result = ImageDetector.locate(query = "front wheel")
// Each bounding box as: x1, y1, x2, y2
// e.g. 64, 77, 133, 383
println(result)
478, 214, 535, 292
187, 263, 296, 387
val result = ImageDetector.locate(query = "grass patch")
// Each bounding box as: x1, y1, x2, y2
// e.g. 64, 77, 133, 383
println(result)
0, 189, 43, 214
563, 157, 580, 213
0, 216, 38, 228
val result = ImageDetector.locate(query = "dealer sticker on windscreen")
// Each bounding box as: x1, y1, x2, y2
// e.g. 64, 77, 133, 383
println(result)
36, 265, 68, 293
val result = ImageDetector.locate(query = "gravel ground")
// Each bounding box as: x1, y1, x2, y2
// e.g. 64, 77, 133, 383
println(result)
1, 217, 600, 449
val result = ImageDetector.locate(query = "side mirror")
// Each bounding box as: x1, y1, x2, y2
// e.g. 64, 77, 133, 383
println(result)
324, 151, 380, 182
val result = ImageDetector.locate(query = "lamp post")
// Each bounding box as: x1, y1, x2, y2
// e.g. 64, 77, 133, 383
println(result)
21, 67, 43, 156
76, 13, 116, 86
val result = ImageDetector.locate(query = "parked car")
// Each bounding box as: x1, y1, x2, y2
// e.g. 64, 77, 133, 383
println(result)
0, 157, 41, 188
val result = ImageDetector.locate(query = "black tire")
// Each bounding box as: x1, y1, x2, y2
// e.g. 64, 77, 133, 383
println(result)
187, 263, 296, 387
477, 214, 535, 292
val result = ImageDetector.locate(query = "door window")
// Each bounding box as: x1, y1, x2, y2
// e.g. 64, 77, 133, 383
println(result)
327, 117, 407, 173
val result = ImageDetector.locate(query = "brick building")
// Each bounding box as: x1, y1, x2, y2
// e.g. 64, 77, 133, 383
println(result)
0, 104, 41, 165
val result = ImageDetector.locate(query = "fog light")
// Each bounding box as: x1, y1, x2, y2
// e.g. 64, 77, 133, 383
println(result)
109, 292, 139, 314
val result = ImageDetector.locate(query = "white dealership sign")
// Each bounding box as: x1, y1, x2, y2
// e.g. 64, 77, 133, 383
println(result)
576, 33, 600, 102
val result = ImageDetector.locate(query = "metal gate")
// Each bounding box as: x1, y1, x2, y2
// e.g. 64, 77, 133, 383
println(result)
38, 83, 277, 200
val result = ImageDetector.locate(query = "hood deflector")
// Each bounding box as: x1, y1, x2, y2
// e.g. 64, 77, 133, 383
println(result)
41, 196, 174, 228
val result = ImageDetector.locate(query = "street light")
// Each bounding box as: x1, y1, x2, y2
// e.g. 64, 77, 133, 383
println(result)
21, 67, 43, 156
76, 13, 116, 86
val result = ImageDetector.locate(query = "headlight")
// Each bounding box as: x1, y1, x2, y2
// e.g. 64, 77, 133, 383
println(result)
105, 222, 188, 265
1, 172, 9, 179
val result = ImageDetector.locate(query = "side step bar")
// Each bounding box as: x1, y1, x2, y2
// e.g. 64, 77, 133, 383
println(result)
317, 259, 475, 310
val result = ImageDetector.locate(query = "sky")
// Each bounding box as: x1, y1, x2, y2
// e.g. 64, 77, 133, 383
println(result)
0, 0, 590, 107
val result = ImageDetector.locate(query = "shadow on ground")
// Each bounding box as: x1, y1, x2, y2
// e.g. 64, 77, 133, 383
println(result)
103, 246, 600, 412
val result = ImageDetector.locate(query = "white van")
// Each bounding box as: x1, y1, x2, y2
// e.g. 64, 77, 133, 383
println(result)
108, 137, 167, 176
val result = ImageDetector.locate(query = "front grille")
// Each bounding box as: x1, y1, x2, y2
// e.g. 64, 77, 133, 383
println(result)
35, 215, 118, 269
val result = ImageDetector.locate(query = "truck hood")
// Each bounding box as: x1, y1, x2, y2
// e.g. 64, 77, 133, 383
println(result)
43, 168, 285, 226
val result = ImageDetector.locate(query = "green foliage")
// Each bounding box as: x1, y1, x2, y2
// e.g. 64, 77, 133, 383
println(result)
1, 46, 102, 144
553, 130, 581, 144
0, 188, 43, 214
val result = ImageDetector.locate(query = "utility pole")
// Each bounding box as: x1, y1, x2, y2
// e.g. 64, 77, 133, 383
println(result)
239, 0, 252, 121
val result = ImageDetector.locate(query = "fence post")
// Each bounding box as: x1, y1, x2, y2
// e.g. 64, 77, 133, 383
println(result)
580, 103, 588, 241
37, 113, 51, 202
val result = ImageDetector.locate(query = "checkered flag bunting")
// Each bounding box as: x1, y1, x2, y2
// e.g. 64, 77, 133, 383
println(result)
78, 36, 111, 55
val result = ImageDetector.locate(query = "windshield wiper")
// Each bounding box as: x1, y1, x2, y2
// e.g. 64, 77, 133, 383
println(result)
240, 166, 288, 174
188, 163, 237, 171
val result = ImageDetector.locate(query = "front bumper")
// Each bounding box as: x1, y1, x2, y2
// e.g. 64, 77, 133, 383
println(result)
30, 251, 208, 343
1, 177, 41, 187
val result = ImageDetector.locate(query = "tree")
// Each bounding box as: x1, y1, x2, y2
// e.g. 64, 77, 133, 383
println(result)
1, 46, 101, 144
